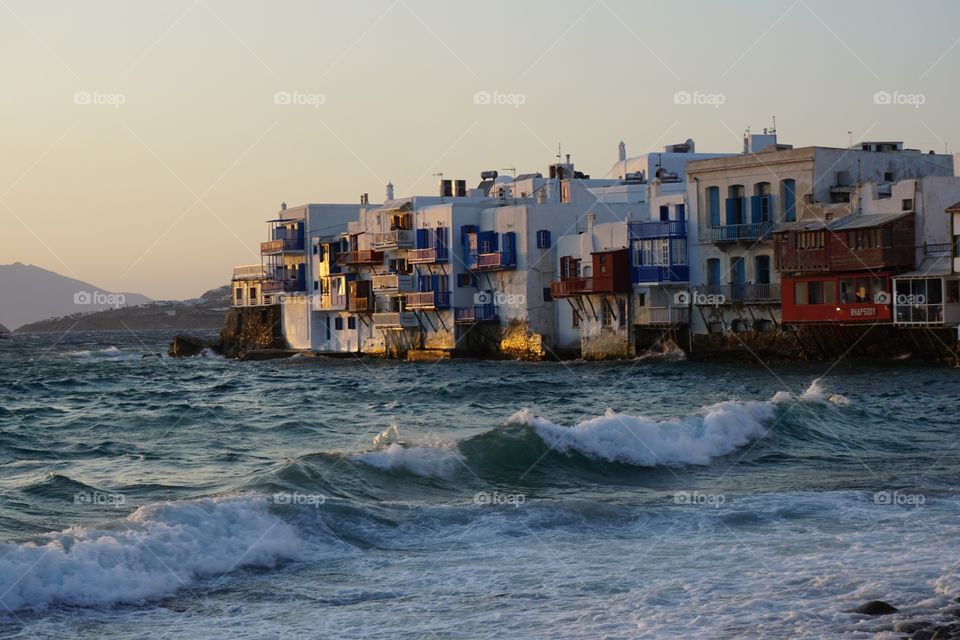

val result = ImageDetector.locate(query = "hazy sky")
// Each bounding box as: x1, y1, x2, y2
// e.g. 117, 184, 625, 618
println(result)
2, 0, 958, 299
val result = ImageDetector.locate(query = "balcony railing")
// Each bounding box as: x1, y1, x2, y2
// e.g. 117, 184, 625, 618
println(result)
455, 304, 499, 323
709, 222, 773, 244
373, 311, 417, 329
635, 307, 689, 325
475, 251, 517, 270
629, 220, 687, 239
633, 265, 689, 284
406, 290, 451, 310
373, 230, 415, 249
338, 250, 385, 267
232, 264, 267, 280
262, 279, 305, 294
348, 296, 371, 313
924, 242, 952, 256
261, 238, 305, 254
692, 283, 781, 304
312, 293, 348, 311
371, 273, 414, 292
408, 246, 450, 264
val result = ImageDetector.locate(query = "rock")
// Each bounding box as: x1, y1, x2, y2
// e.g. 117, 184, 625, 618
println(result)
912, 630, 936, 640
853, 600, 899, 615
897, 621, 934, 633
932, 623, 960, 640
168, 334, 208, 357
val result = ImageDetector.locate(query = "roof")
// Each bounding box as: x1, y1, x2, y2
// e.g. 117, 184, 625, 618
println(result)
774, 211, 912, 233
895, 257, 956, 279
946, 201, 960, 213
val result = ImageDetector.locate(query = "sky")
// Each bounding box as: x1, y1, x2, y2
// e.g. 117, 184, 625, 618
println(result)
1, 0, 958, 300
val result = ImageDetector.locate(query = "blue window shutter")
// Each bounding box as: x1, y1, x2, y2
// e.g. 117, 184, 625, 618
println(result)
783, 180, 796, 222
676, 203, 686, 222
725, 198, 737, 225
659, 205, 669, 221
751, 196, 761, 224
416, 228, 428, 249
709, 188, 720, 226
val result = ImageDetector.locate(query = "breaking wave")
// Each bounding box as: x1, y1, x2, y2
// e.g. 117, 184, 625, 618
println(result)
0, 495, 302, 612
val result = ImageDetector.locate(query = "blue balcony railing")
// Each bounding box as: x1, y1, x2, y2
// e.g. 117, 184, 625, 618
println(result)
455, 304, 498, 323
633, 265, 689, 284
709, 222, 773, 244
629, 220, 687, 239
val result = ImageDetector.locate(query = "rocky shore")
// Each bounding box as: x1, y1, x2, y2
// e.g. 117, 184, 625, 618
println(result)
848, 596, 960, 639
169, 304, 290, 360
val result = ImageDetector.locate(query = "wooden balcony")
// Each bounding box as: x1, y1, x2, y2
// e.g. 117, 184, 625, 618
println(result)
406, 291, 451, 310
371, 273, 414, 293
260, 238, 304, 254
373, 230, 414, 249
338, 250, 384, 267
455, 304, 499, 324
373, 311, 417, 329
408, 246, 450, 264
232, 264, 267, 280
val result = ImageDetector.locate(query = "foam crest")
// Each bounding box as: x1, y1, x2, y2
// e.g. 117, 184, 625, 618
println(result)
0, 495, 302, 611
352, 443, 462, 479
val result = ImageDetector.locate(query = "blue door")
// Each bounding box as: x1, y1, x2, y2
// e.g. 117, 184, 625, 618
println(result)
732, 257, 746, 300
707, 258, 721, 294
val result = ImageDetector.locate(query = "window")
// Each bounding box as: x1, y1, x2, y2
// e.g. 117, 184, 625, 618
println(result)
669, 239, 687, 266
617, 299, 626, 328
313, 280, 319, 291
572, 310, 579, 327
782, 179, 797, 222
902, 198, 914, 211
235, 288, 242, 301
707, 187, 721, 226
953, 235, 960, 258
795, 281, 808, 305
727, 185, 746, 225
335, 316, 344, 330
536, 230, 551, 249
706, 258, 721, 287
348, 316, 356, 330
249, 287, 257, 301
659, 205, 669, 221
457, 273, 477, 287
543, 287, 552, 302
599, 254, 608, 274
884, 171, 895, 182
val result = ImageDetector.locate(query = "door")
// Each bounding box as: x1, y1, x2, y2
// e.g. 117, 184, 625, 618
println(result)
732, 257, 746, 301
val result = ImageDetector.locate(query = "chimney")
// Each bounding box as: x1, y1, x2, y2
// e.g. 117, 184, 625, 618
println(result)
618, 141, 626, 162
586, 212, 596, 235
386, 181, 394, 201
360, 193, 369, 205
280, 202, 287, 211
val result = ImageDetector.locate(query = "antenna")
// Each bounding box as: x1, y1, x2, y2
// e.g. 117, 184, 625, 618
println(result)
771, 115, 776, 133
502, 167, 517, 179
556, 143, 562, 164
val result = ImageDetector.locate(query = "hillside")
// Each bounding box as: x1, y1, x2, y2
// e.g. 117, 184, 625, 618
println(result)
0, 263, 152, 330
15, 286, 231, 333
0, 323, 8, 333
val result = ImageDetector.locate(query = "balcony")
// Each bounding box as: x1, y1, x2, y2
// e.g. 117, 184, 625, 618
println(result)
408, 246, 450, 264
232, 264, 267, 280
455, 304, 499, 324
373, 311, 417, 329
635, 307, 689, 326
633, 265, 689, 284
371, 273, 414, 293
629, 220, 687, 239
262, 279, 305, 294
373, 230, 414, 250
692, 283, 781, 304
474, 251, 517, 271
261, 238, 305, 254
406, 290, 451, 310
709, 222, 773, 244
338, 250, 385, 267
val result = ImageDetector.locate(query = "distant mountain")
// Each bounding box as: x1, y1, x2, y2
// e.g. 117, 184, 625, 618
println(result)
15, 286, 230, 334
0, 263, 152, 330
0, 322, 8, 333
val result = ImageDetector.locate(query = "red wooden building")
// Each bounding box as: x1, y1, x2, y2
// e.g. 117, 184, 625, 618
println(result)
551, 248, 632, 298
774, 212, 916, 323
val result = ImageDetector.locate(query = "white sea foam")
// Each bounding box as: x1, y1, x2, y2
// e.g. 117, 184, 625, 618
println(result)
0, 495, 302, 611
67, 346, 125, 358
507, 381, 848, 467
352, 443, 462, 479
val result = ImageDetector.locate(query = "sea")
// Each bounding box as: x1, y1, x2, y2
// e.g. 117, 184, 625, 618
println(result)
1, 330, 959, 639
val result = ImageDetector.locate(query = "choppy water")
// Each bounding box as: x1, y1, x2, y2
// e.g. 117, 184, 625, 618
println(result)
1, 331, 959, 639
